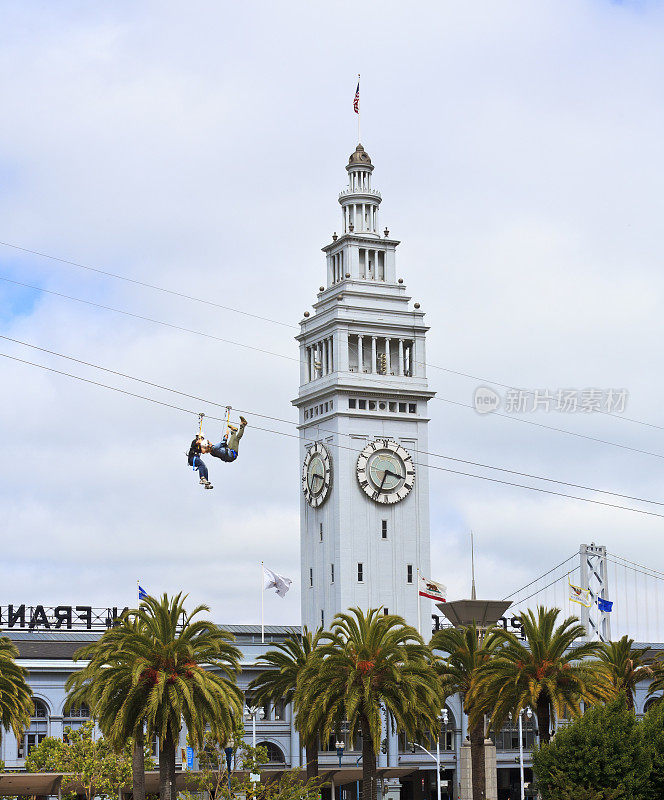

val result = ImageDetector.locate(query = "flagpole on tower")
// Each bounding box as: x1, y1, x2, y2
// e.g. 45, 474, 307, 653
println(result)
261, 561, 265, 644
417, 567, 421, 635
354, 74, 361, 144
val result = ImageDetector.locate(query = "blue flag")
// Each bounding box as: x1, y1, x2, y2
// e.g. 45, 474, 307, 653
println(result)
597, 597, 613, 613
138, 585, 148, 601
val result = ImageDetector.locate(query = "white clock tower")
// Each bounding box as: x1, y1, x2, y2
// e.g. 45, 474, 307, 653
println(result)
294, 143, 435, 634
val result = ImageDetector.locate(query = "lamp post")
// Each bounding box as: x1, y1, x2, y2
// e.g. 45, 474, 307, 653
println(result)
511, 707, 532, 800
412, 708, 448, 800
335, 740, 345, 768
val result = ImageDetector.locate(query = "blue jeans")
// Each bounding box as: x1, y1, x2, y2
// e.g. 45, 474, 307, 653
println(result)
191, 455, 209, 480
209, 440, 237, 463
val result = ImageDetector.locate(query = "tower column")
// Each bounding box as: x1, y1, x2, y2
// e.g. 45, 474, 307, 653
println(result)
398, 339, 404, 376
328, 337, 334, 372
371, 337, 377, 374
357, 335, 364, 373
307, 347, 313, 381
385, 338, 391, 374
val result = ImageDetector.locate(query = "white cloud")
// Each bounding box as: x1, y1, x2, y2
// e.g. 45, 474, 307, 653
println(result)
1, 0, 663, 630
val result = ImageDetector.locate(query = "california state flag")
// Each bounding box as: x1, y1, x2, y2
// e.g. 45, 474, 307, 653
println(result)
419, 574, 446, 603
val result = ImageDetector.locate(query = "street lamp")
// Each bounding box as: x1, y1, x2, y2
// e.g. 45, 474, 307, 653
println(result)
412, 708, 448, 800
244, 705, 266, 751
510, 708, 532, 800
335, 739, 345, 768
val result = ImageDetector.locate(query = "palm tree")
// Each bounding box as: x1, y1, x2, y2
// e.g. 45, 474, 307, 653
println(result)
66, 618, 151, 800
593, 635, 653, 711
248, 627, 322, 780
430, 623, 500, 800
646, 657, 664, 705
0, 635, 33, 748
67, 594, 243, 800
296, 607, 441, 800
474, 606, 608, 745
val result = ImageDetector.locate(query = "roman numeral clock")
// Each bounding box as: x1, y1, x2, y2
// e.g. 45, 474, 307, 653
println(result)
356, 439, 415, 504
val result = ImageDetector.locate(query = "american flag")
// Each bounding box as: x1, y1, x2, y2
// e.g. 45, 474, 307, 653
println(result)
353, 79, 360, 113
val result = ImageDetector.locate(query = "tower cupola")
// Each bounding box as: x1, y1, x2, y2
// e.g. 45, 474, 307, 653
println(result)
339, 143, 382, 237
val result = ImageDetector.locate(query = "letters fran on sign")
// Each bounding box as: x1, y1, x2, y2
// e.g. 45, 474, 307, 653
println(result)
0, 605, 129, 631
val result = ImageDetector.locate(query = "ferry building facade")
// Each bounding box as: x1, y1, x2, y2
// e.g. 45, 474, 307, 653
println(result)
3, 145, 663, 800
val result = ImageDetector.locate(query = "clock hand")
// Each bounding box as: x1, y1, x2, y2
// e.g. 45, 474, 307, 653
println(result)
377, 471, 388, 493
384, 469, 403, 479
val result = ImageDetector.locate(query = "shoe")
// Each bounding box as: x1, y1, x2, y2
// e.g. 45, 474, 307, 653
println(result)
228, 424, 238, 433
199, 478, 207, 485
239, 416, 247, 426
204, 482, 214, 490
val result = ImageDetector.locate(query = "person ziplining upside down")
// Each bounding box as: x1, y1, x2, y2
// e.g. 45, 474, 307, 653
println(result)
187, 415, 247, 489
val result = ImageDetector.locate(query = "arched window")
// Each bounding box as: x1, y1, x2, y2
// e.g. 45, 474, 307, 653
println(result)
257, 741, 285, 764
64, 702, 91, 732
18, 699, 48, 758
643, 697, 661, 715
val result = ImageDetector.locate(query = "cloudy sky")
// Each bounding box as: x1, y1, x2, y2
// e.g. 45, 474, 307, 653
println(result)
1, 0, 664, 634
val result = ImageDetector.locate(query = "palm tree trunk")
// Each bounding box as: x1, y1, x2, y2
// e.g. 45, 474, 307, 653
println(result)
469, 719, 486, 800
536, 697, 552, 745
305, 738, 319, 780
360, 716, 377, 800
132, 728, 146, 800
159, 730, 177, 800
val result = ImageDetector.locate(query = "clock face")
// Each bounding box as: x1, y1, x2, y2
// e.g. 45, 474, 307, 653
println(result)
356, 439, 415, 504
302, 442, 332, 507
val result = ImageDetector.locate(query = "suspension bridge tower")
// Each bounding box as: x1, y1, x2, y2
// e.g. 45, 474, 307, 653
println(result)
294, 143, 436, 633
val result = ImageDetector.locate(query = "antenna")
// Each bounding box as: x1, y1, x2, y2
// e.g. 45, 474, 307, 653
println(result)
470, 530, 477, 600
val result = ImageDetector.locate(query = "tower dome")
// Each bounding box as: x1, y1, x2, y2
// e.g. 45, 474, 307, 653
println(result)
347, 143, 372, 166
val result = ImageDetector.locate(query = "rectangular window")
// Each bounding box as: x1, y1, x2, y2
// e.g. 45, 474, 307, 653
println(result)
381, 520, 388, 539
399, 402, 406, 413
389, 402, 396, 412
409, 403, 417, 413
321, 610, 324, 628
357, 563, 364, 582
349, 398, 356, 409
383, 608, 389, 616
331, 564, 335, 583
319, 523, 323, 542
407, 564, 413, 584
358, 399, 366, 410
309, 568, 313, 587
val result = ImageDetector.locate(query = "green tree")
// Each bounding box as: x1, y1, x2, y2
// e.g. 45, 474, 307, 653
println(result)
66, 618, 150, 800
430, 623, 500, 800
593, 635, 653, 710
297, 607, 441, 800
475, 607, 607, 744
531, 697, 650, 800
68, 593, 243, 800
25, 722, 136, 800
249, 628, 322, 780
641, 697, 664, 800
0, 635, 33, 746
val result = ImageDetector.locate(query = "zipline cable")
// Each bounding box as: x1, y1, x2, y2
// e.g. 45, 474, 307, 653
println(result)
3, 274, 663, 463
3, 349, 664, 520
2, 243, 662, 431
3, 333, 664, 508
0, 276, 297, 362
0, 241, 295, 329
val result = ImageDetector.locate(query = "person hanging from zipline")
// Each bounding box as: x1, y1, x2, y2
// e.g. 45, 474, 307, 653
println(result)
187, 411, 248, 490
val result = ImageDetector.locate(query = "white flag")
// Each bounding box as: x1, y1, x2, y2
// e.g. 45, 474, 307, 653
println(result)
569, 581, 591, 608
418, 574, 447, 602
263, 566, 292, 598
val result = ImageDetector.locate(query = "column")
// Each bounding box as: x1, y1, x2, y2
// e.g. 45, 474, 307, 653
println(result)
385, 338, 391, 374
371, 337, 377, 373
323, 339, 329, 374
398, 339, 404, 376
328, 337, 334, 372
357, 335, 364, 373
410, 340, 416, 377
307, 347, 312, 381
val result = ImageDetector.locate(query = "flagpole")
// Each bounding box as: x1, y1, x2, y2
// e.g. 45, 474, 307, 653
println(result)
357, 73, 361, 143
261, 561, 265, 644
417, 567, 421, 636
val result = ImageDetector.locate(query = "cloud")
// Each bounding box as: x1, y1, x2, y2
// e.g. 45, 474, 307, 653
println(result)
1, 1, 663, 635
